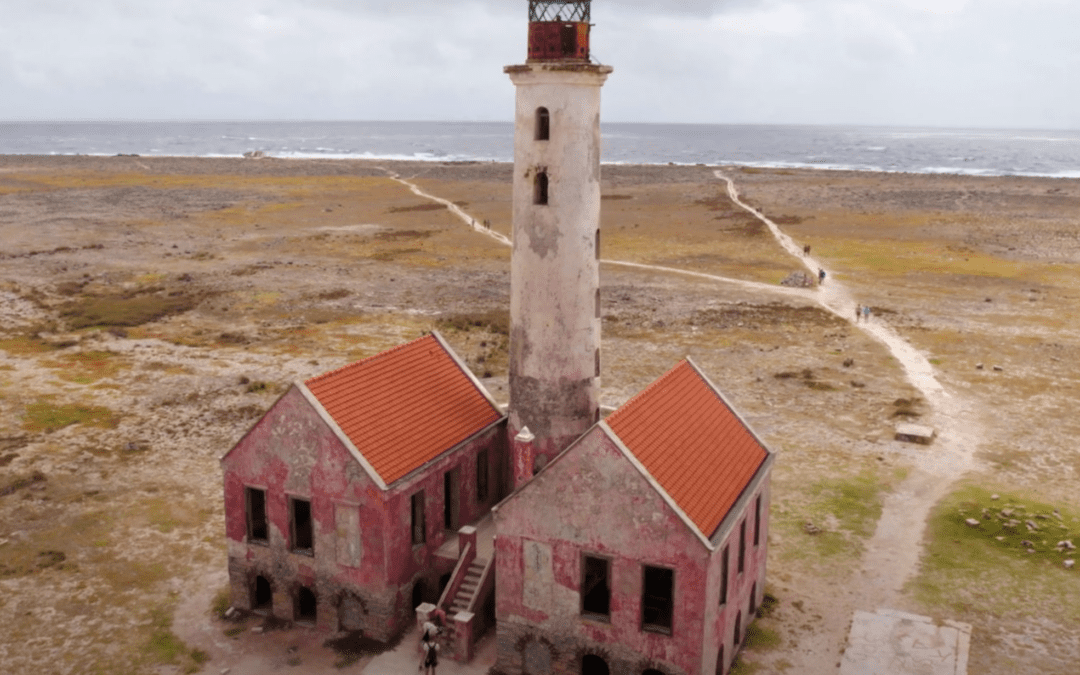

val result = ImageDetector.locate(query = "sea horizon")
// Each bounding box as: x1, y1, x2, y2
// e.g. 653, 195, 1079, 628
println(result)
2, 120, 1078, 179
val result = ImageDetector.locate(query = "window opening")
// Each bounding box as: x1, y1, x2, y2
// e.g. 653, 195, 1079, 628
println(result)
734, 611, 743, 645
641, 565, 674, 634
253, 575, 272, 611
536, 107, 550, 141
444, 468, 460, 530
595, 348, 601, 377
754, 495, 762, 546
291, 498, 313, 553
595, 228, 600, 259
246, 487, 268, 543
411, 491, 426, 545
643, 670, 666, 675
749, 581, 757, 615
477, 449, 489, 503
560, 22, 578, 57
534, 171, 549, 205
581, 654, 609, 675
738, 520, 746, 573
595, 288, 601, 319
297, 586, 317, 623
581, 555, 611, 619
719, 545, 729, 606
716, 647, 725, 675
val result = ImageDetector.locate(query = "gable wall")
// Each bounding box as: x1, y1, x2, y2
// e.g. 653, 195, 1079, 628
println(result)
222, 385, 508, 641
494, 428, 710, 675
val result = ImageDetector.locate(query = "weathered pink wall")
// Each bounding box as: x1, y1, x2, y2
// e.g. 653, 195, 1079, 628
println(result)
222, 384, 508, 641
701, 476, 772, 675
494, 427, 712, 675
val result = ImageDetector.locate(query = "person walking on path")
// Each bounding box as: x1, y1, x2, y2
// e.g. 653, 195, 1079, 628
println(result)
818, 268, 826, 284
419, 635, 439, 675
804, 244, 811, 256
863, 305, 871, 322
855, 304, 861, 322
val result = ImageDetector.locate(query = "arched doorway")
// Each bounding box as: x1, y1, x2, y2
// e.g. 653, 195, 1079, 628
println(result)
412, 579, 426, 610
581, 654, 609, 675
253, 575, 272, 612
297, 586, 317, 623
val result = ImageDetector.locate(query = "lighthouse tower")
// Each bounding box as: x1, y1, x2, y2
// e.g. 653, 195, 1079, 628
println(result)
505, 1, 613, 472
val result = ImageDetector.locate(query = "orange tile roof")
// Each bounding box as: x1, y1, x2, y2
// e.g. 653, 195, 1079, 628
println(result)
304, 334, 502, 486
604, 360, 768, 538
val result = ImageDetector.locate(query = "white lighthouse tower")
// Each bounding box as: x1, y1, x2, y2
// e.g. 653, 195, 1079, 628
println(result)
505, 1, 613, 471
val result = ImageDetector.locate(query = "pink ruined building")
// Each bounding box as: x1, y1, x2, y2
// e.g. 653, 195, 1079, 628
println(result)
221, 2, 775, 673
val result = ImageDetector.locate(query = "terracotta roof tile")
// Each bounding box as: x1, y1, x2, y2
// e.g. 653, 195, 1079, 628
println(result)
605, 360, 768, 538
304, 334, 502, 485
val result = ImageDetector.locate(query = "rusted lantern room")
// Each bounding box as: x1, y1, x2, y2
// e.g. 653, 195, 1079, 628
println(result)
528, 0, 591, 61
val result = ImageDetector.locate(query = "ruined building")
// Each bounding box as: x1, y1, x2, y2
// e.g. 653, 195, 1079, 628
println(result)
221, 2, 773, 674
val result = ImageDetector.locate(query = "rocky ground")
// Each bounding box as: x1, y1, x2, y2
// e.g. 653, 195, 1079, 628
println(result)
1, 155, 1078, 674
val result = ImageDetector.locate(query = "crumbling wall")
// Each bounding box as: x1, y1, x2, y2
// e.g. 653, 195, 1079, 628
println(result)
494, 427, 709, 675
222, 386, 509, 641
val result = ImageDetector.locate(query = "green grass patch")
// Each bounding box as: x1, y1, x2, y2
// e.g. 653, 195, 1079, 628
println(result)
910, 484, 1080, 620
59, 291, 203, 329
778, 471, 886, 564
44, 350, 125, 384
436, 309, 509, 336
21, 398, 119, 433
144, 605, 208, 673
0, 335, 69, 354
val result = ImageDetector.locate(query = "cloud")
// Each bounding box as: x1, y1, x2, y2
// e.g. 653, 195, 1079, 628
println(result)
0, 0, 1076, 127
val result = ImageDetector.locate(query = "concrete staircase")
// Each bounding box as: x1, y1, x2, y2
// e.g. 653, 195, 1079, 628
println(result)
444, 557, 487, 643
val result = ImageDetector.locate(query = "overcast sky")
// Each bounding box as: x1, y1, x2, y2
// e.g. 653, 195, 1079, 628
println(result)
1, 0, 1077, 129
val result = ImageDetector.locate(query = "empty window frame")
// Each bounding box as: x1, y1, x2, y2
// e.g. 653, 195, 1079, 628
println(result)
641, 565, 674, 634
290, 497, 313, 554
477, 449, 489, 503
411, 490, 426, 545
534, 171, 549, 205
246, 487, 268, 543
581, 555, 611, 619
536, 107, 550, 141
754, 495, 762, 547
719, 545, 729, 606
738, 520, 746, 574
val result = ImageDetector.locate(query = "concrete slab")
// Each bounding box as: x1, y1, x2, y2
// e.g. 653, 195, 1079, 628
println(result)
840, 609, 971, 675
895, 423, 936, 445
361, 625, 497, 675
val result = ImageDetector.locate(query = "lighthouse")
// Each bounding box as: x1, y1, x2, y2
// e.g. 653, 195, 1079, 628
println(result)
505, 1, 613, 472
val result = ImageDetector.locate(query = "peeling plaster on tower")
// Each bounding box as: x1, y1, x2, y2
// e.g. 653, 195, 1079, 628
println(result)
505, 1, 613, 467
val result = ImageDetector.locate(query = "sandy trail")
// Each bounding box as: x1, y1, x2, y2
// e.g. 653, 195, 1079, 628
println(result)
399, 167, 982, 611
715, 169, 982, 613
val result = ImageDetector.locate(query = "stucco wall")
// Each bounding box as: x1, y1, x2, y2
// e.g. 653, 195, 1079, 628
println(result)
494, 427, 710, 675
701, 476, 772, 675
221, 384, 508, 641
506, 64, 612, 462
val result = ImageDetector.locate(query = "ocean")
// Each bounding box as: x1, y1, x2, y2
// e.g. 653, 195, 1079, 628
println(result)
0, 120, 1078, 179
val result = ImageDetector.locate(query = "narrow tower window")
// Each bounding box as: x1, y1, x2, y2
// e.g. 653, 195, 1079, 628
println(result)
534, 171, 549, 205
411, 491, 426, 545
754, 495, 762, 546
738, 519, 747, 573
536, 107, 550, 141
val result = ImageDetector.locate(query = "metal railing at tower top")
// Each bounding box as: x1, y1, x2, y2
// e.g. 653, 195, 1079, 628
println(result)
529, 0, 591, 23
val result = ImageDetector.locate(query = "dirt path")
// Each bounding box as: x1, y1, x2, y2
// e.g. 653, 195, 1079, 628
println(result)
343, 168, 984, 670
716, 169, 984, 615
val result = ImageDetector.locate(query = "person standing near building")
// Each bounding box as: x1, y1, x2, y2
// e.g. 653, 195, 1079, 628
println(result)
855, 305, 861, 322
863, 305, 871, 322
420, 634, 439, 674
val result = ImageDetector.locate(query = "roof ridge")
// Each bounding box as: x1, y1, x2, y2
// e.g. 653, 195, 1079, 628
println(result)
304, 333, 438, 386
